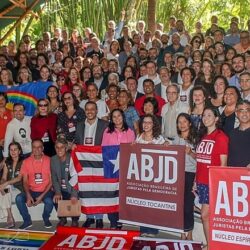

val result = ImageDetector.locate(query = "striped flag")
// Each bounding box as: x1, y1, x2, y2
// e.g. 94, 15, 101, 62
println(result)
69, 145, 119, 214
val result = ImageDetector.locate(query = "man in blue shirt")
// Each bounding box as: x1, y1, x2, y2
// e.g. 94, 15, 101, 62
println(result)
229, 54, 245, 90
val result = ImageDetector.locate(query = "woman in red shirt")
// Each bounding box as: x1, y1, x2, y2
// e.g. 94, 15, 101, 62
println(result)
31, 99, 57, 156
195, 107, 228, 250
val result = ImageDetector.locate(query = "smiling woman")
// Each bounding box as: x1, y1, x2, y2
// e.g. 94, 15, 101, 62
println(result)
102, 108, 135, 229
30, 98, 57, 156
195, 107, 228, 249
0, 142, 23, 228
135, 113, 166, 237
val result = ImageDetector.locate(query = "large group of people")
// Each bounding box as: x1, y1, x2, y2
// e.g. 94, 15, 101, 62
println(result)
0, 11, 250, 249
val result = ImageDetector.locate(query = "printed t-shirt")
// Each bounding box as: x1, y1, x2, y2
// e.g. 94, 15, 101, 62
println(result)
196, 129, 228, 185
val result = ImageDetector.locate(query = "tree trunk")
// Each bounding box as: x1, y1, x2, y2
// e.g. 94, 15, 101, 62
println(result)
147, 0, 156, 33
126, 0, 138, 24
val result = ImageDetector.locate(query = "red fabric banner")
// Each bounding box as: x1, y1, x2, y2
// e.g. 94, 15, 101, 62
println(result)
132, 239, 202, 249
209, 166, 250, 250
40, 227, 202, 250
119, 144, 186, 232
40, 227, 140, 250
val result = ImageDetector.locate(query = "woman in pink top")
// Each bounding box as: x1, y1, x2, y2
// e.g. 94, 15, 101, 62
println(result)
102, 109, 135, 146
102, 108, 135, 229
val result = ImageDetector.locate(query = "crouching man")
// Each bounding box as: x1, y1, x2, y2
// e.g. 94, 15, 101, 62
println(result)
16, 139, 54, 229
51, 138, 79, 227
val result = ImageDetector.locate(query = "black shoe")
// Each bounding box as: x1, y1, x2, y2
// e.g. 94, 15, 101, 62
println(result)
57, 218, 67, 227
116, 222, 123, 230
19, 221, 32, 230
44, 220, 52, 229
71, 219, 79, 227
82, 218, 95, 228
96, 219, 103, 229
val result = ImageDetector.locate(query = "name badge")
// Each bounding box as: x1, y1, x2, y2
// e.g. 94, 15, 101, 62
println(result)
34, 173, 43, 184
61, 179, 67, 189
68, 122, 76, 132
180, 95, 187, 102
42, 132, 49, 142
85, 137, 93, 145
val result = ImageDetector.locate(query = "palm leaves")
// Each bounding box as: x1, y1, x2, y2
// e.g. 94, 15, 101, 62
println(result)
20, 0, 250, 42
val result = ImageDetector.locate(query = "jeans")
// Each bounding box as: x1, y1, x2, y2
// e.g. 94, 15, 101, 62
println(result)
108, 212, 119, 228
16, 190, 54, 223
87, 214, 103, 219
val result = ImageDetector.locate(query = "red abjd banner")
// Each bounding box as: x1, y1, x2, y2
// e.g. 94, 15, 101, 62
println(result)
40, 227, 202, 249
209, 166, 250, 250
40, 227, 140, 250
119, 144, 186, 232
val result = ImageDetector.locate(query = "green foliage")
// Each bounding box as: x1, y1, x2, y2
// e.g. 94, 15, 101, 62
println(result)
1, 0, 249, 45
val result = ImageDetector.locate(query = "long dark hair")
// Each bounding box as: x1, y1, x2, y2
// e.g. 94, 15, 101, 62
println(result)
189, 85, 208, 112
140, 114, 161, 139
61, 91, 79, 111
212, 75, 228, 99
5, 142, 23, 165
107, 108, 128, 133
142, 97, 159, 114
39, 64, 52, 81
176, 113, 199, 147
199, 107, 222, 138
46, 85, 60, 102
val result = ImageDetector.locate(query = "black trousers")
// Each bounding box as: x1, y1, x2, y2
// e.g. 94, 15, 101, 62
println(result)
184, 171, 195, 232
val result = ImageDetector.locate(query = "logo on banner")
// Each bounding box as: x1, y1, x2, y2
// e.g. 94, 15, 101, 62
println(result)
127, 148, 178, 184
119, 144, 185, 232
209, 167, 250, 250
39, 227, 202, 250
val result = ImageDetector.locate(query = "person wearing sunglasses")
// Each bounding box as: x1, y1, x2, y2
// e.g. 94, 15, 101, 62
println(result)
190, 36, 202, 50
30, 99, 57, 156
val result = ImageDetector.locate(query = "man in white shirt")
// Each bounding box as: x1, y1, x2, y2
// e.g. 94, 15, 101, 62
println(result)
3, 103, 32, 158
137, 61, 161, 93
161, 84, 189, 140
240, 72, 250, 101
75, 101, 108, 228
155, 66, 172, 100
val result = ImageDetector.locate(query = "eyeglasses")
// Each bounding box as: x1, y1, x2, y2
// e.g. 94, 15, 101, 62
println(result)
38, 103, 48, 107
194, 40, 201, 43
240, 79, 250, 83
237, 108, 250, 113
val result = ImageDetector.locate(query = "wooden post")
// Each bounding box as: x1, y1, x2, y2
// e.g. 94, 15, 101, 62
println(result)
16, 24, 21, 45
0, 0, 41, 45
147, 0, 156, 34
